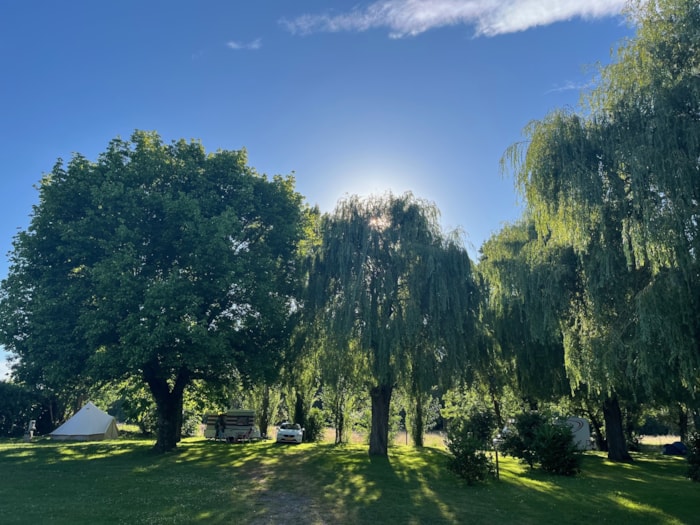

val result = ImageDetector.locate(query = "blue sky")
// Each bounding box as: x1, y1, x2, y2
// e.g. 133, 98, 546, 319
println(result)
0, 0, 634, 378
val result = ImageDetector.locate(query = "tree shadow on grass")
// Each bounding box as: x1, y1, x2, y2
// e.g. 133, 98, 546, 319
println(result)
3, 439, 697, 524
247, 443, 469, 524
163, 440, 465, 523
1, 438, 467, 523
497, 451, 699, 525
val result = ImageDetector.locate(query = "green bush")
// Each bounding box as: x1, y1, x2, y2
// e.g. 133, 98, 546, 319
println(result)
638, 416, 671, 436
534, 422, 581, 476
445, 417, 495, 484
303, 407, 325, 443
0, 383, 51, 437
181, 410, 202, 437
500, 412, 546, 468
687, 432, 700, 482
466, 409, 496, 445
500, 412, 581, 476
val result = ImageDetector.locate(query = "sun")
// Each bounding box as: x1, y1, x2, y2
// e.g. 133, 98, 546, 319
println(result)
318, 157, 430, 213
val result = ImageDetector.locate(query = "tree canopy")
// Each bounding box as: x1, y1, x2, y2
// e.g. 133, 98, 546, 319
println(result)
478, 220, 573, 401
309, 193, 478, 455
0, 131, 308, 451
499, 0, 700, 460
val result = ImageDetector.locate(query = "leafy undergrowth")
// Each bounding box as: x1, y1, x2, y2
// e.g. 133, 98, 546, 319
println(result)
0, 437, 697, 524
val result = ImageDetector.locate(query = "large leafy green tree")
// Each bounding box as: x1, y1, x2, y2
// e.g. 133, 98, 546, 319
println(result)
309, 193, 478, 456
0, 131, 307, 451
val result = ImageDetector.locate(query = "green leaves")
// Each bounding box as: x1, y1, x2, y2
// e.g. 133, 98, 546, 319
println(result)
309, 193, 479, 454
496, 0, 700, 411
0, 130, 309, 450
312, 193, 477, 387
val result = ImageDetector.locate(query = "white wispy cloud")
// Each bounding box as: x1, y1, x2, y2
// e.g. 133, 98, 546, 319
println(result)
545, 80, 592, 94
226, 38, 262, 50
281, 0, 630, 38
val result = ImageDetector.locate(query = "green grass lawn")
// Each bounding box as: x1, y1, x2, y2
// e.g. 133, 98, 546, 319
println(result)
0, 437, 697, 524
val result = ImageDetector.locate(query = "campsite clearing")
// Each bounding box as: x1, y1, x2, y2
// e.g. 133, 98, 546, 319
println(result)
0, 437, 698, 524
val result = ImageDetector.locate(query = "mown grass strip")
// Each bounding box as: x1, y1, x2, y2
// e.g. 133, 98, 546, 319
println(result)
0, 438, 697, 524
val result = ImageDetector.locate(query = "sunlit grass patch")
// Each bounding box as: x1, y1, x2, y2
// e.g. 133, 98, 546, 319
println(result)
607, 492, 687, 525
0, 437, 698, 524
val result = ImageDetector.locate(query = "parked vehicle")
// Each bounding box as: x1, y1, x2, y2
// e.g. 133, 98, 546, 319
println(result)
203, 409, 261, 442
276, 422, 304, 444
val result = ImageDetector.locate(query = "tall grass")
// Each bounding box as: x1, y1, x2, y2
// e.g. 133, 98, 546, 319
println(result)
0, 436, 697, 524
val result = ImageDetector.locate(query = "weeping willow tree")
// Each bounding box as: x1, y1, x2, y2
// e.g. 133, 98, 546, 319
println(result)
309, 193, 478, 455
591, 0, 700, 404
478, 221, 574, 404
404, 236, 479, 446
504, 109, 665, 462
501, 0, 700, 460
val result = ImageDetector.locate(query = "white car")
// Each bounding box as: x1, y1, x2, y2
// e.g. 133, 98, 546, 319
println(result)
276, 422, 304, 444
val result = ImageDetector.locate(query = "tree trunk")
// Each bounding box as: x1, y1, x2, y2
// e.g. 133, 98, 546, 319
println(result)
411, 393, 424, 447
603, 395, 632, 462
49, 398, 56, 428
145, 366, 190, 453
491, 392, 504, 429
582, 398, 606, 451
334, 394, 346, 444
369, 384, 393, 456
678, 404, 688, 443
294, 392, 306, 429
588, 412, 607, 451
259, 384, 271, 438
176, 392, 184, 444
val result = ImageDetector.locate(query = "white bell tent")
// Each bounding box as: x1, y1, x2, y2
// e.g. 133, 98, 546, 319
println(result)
50, 401, 119, 441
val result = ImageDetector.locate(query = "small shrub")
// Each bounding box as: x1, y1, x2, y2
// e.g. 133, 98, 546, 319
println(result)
445, 418, 495, 484
687, 432, 700, 482
534, 422, 581, 476
303, 407, 325, 443
500, 412, 581, 476
136, 408, 157, 435
181, 411, 202, 437
500, 412, 546, 468
466, 409, 496, 445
